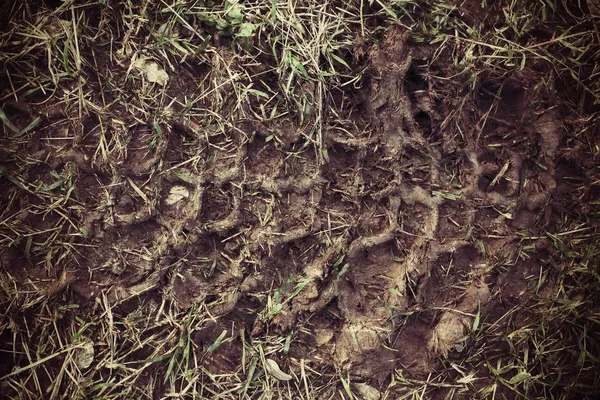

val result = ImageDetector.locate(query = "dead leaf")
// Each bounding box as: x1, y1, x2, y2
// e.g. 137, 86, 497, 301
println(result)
133, 57, 169, 86
165, 185, 190, 205
354, 382, 381, 400
75, 339, 94, 369
265, 358, 292, 381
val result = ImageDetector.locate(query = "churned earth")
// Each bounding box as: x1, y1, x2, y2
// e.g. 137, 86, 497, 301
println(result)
1, 1, 599, 399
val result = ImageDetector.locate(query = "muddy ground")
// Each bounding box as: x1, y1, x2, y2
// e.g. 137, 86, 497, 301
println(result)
1, 1, 599, 399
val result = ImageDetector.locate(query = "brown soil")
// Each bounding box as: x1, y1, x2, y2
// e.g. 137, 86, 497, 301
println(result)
1, 5, 599, 399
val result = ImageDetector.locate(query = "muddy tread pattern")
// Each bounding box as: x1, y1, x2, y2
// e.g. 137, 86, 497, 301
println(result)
0, 25, 572, 386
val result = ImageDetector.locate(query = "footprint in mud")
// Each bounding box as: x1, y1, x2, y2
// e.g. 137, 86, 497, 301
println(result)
511, 192, 549, 230
125, 124, 165, 176
334, 323, 396, 382
436, 200, 471, 241
200, 184, 234, 223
